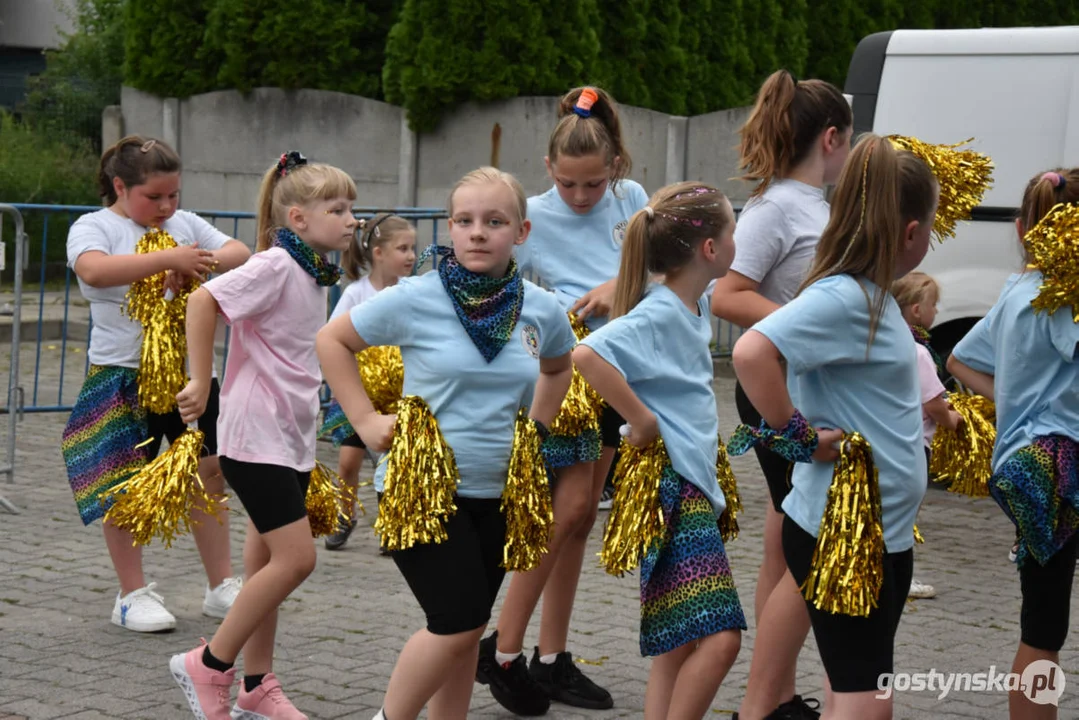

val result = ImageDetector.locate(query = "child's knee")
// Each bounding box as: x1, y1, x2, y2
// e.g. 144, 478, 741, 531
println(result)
703, 629, 742, 665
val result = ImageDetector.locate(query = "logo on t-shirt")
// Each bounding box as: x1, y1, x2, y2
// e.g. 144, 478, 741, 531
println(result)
613, 220, 628, 246
521, 324, 540, 358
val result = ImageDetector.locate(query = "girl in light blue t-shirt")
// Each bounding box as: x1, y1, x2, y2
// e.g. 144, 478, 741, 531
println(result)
318, 167, 575, 720
948, 168, 1079, 720
479, 86, 645, 714
732, 134, 940, 718
575, 181, 747, 718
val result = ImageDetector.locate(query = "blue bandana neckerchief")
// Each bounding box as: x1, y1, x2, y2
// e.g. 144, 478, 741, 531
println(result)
273, 227, 341, 287
417, 244, 523, 363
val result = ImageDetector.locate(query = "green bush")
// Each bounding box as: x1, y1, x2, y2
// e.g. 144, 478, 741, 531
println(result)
124, 0, 217, 98
0, 113, 100, 276
204, 0, 400, 98
384, 0, 601, 132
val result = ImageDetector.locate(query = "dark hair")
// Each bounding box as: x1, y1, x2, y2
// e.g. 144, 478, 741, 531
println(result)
801, 134, 938, 349
611, 181, 734, 318
738, 70, 852, 197
342, 213, 414, 280
1019, 168, 1079, 240
548, 86, 632, 187
97, 135, 182, 205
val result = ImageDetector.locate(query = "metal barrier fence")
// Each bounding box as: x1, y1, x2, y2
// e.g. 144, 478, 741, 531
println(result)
1, 202, 746, 505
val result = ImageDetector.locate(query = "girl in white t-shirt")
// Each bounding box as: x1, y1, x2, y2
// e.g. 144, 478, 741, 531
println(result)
170, 151, 358, 720
322, 213, 416, 552
891, 271, 962, 601
62, 135, 250, 634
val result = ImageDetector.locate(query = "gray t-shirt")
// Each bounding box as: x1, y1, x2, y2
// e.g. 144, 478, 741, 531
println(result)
730, 179, 829, 306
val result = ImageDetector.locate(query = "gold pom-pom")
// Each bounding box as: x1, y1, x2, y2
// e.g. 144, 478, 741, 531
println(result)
600, 437, 668, 576
799, 432, 884, 617
102, 429, 224, 547
716, 436, 741, 542
887, 136, 994, 242
913, 524, 925, 544
502, 410, 555, 571
125, 228, 196, 414
375, 395, 460, 551
1023, 202, 1079, 323
549, 312, 604, 437
306, 461, 362, 537
929, 392, 996, 498
358, 345, 404, 415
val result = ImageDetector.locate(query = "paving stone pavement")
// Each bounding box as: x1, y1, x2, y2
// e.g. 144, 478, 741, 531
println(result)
1, 348, 1077, 719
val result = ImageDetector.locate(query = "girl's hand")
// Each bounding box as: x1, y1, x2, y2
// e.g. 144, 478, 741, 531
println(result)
620, 410, 660, 448
572, 278, 617, 320
945, 409, 964, 432
169, 243, 215, 280
176, 378, 211, 425
358, 413, 397, 453
812, 428, 844, 463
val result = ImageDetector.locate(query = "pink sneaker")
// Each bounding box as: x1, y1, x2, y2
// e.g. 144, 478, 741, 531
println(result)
231, 674, 308, 720
170, 640, 236, 720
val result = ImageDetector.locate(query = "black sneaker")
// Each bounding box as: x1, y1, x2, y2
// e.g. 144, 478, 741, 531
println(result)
597, 483, 615, 511
529, 648, 613, 710
476, 632, 550, 716
324, 514, 356, 551
776, 694, 821, 719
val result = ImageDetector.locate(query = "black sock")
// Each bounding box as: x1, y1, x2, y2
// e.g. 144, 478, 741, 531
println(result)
202, 646, 233, 673
244, 674, 267, 692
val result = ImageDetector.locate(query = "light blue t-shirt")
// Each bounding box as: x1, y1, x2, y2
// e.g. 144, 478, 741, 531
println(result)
519, 180, 649, 330
952, 272, 1079, 471
580, 285, 726, 514
753, 274, 927, 553
350, 272, 576, 499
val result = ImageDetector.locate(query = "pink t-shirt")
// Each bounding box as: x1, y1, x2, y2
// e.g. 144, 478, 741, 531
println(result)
205, 248, 327, 471
915, 344, 946, 448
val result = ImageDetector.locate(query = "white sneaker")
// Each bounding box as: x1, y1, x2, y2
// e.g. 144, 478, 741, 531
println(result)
597, 484, 615, 511
203, 577, 242, 619
111, 582, 177, 632
908, 579, 937, 599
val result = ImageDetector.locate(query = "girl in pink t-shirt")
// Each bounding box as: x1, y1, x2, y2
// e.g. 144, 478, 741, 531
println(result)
892, 271, 962, 601
169, 151, 358, 720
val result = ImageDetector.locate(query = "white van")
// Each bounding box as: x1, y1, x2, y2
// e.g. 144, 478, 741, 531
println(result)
844, 27, 1079, 360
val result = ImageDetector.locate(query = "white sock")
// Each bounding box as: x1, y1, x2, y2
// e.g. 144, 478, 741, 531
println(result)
372, 710, 386, 720
540, 652, 559, 665
495, 649, 522, 665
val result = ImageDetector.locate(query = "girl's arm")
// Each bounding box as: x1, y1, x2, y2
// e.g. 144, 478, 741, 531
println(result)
530, 352, 572, 427
731, 330, 841, 462
176, 288, 219, 424
210, 239, 252, 273
710, 271, 781, 328
946, 355, 995, 401
572, 278, 617, 321
316, 314, 395, 451
74, 245, 215, 289
573, 345, 658, 447
924, 395, 963, 432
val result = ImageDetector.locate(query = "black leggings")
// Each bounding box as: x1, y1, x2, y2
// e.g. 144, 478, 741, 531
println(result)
734, 381, 793, 513
390, 496, 507, 635
1020, 533, 1078, 652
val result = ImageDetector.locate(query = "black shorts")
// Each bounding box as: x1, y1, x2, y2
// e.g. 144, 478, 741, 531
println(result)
1020, 533, 1078, 652
390, 496, 506, 635
599, 405, 625, 449
340, 432, 366, 450
220, 456, 311, 534
734, 381, 793, 513
783, 515, 913, 692
144, 378, 221, 458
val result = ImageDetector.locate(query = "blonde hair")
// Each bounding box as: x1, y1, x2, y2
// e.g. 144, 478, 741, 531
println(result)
611, 181, 733, 319
891, 271, 939, 312
737, 70, 852, 198
255, 159, 358, 252
447, 166, 527, 224
1019, 168, 1079, 240
548, 86, 632, 188
801, 134, 938, 348
343, 213, 414, 280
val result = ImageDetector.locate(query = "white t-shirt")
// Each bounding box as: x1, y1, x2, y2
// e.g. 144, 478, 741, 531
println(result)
330, 276, 379, 321
66, 208, 232, 368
